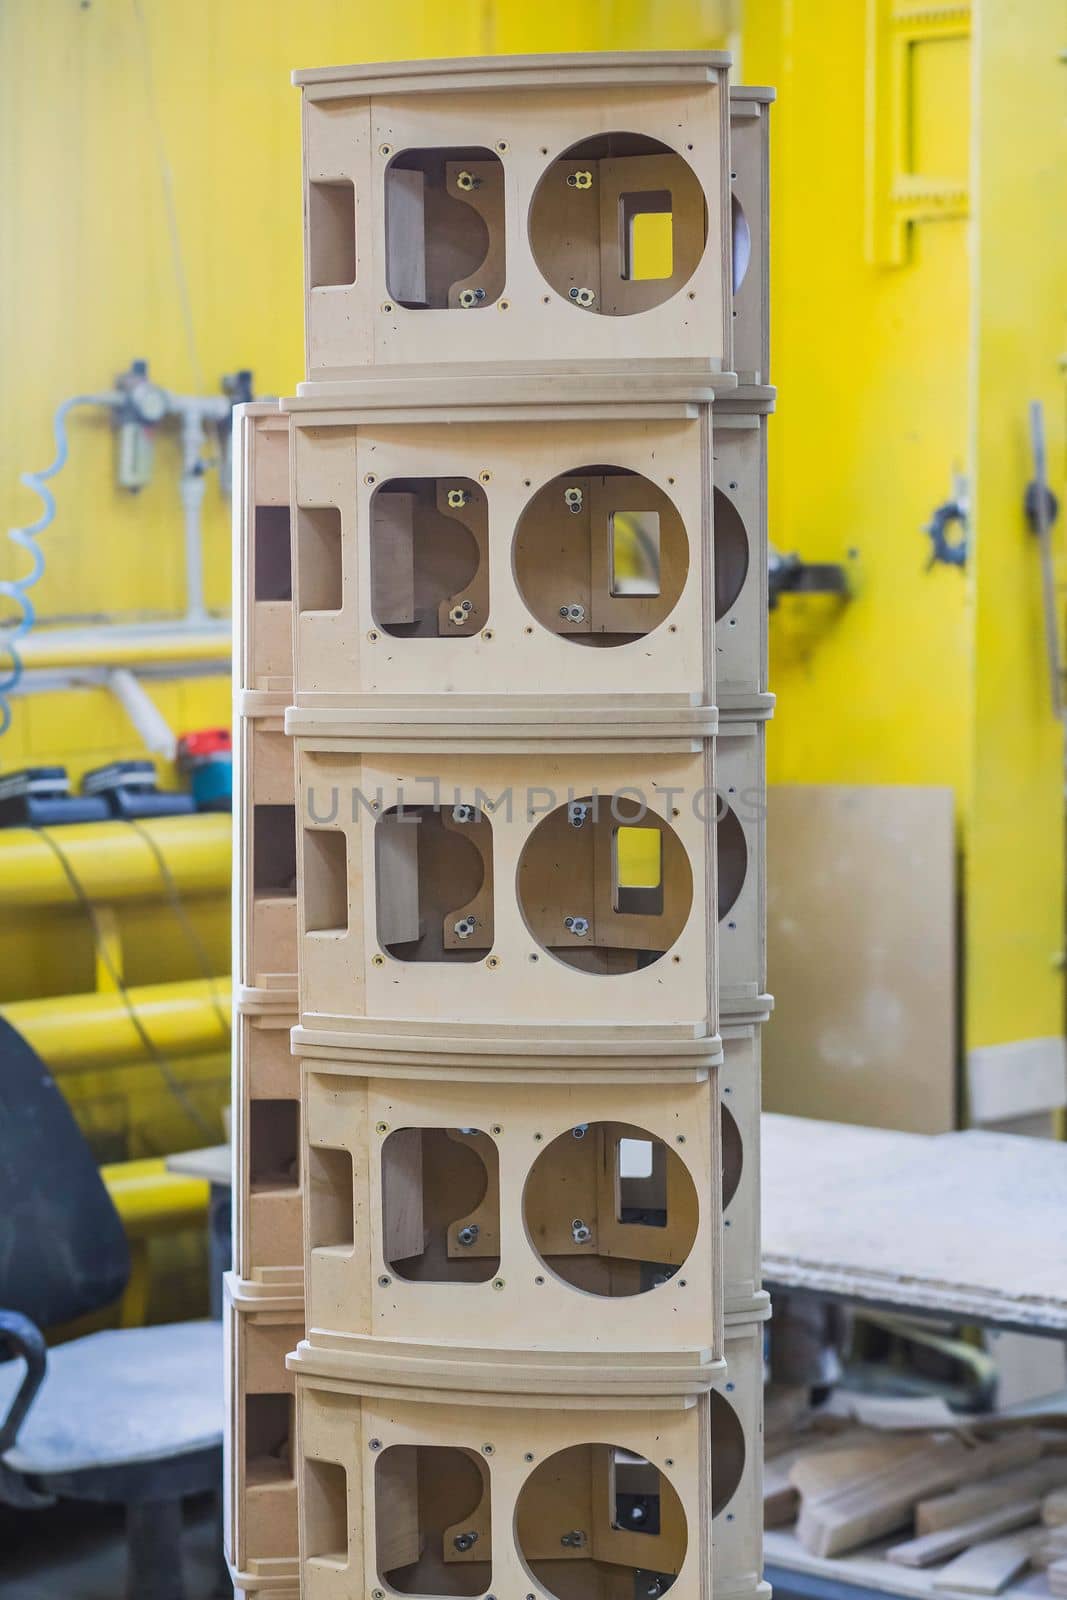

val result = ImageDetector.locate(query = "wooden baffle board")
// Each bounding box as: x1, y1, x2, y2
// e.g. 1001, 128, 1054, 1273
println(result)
229, 49, 774, 1600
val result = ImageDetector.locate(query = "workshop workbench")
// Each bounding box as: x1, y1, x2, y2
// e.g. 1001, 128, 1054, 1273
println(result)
762, 1114, 1067, 1336
761, 1114, 1067, 1600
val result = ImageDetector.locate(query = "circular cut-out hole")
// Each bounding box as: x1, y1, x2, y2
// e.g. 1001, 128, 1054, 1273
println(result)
731, 191, 752, 294
517, 794, 693, 972
530, 133, 707, 316
711, 1390, 746, 1515
714, 488, 750, 620
717, 804, 748, 922
513, 467, 688, 648
517, 1444, 687, 1596
721, 1104, 743, 1210
522, 1121, 698, 1296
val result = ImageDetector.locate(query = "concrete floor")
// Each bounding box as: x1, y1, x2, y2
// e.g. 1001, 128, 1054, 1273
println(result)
0, 1494, 229, 1600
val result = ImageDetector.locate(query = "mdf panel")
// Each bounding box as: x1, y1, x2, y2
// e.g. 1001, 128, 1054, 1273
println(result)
763, 785, 956, 1132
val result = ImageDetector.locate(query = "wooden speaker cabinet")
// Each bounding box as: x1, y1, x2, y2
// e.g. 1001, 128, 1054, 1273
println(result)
234, 403, 293, 715
293, 744, 717, 1046
294, 53, 733, 393
224, 1275, 304, 1595
299, 1062, 724, 1366
291, 1347, 719, 1600
285, 402, 720, 726
233, 1010, 303, 1292
235, 714, 298, 1014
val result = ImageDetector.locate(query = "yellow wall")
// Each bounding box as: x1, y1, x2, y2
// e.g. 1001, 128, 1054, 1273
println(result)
965, 0, 1065, 1062
746, 0, 971, 793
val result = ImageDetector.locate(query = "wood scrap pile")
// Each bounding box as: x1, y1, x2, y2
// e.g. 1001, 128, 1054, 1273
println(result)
765, 1387, 1067, 1595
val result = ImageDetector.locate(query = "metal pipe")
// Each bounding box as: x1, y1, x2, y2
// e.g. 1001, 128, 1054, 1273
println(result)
1, 975, 233, 1070
17, 620, 230, 671
0, 813, 230, 909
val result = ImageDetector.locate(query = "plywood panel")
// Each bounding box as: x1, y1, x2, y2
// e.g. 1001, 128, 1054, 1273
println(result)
763, 785, 955, 1134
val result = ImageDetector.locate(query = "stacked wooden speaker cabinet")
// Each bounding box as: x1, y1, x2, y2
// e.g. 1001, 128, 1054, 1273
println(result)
226, 53, 774, 1600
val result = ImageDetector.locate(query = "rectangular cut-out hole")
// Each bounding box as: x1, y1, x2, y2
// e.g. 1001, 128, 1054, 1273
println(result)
612, 1449, 662, 1535
305, 1457, 349, 1562
309, 1145, 354, 1251
382, 1127, 500, 1282
303, 829, 349, 934
246, 1392, 293, 1485
620, 191, 673, 281
254, 804, 297, 896
617, 1141, 668, 1228
614, 826, 664, 917
610, 510, 661, 596
619, 1137, 654, 1179
376, 1444, 491, 1594
309, 180, 356, 288
298, 506, 343, 612
385, 149, 505, 311
250, 1099, 299, 1190
254, 505, 293, 601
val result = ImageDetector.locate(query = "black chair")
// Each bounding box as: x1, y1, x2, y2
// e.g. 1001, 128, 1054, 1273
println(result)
0, 1016, 225, 1598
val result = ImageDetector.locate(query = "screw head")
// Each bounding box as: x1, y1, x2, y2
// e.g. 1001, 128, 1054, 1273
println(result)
492, 1278, 505, 1291
372, 953, 385, 967
378, 1274, 391, 1287
375, 1121, 388, 1134
369, 1437, 382, 1451
482, 1442, 494, 1454
378, 143, 393, 156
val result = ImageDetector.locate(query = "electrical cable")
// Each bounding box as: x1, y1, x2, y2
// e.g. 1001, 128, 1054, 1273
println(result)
0, 395, 103, 735
32, 824, 218, 1141
124, 817, 231, 1042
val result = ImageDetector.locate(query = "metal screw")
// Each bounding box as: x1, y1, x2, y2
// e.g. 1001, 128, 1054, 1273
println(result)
453, 804, 476, 823
571, 1218, 592, 1244
449, 603, 472, 626
457, 1224, 480, 1246
375, 1121, 388, 1134
453, 1531, 479, 1551
459, 287, 487, 308
559, 603, 586, 623
492, 1278, 505, 1290
568, 286, 595, 307
482, 1442, 495, 1454
564, 915, 589, 937
454, 916, 477, 939
568, 801, 590, 828
456, 170, 481, 192
369, 1437, 382, 1451
567, 169, 593, 189
447, 488, 471, 508
560, 1530, 587, 1549
563, 485, 584, 513
378, 1274, 391, 1287
372, 953, 385, 966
